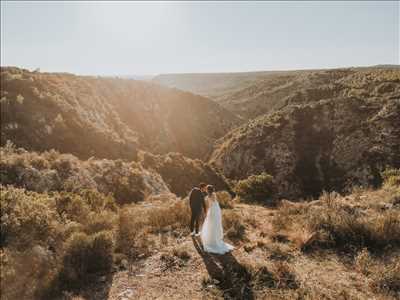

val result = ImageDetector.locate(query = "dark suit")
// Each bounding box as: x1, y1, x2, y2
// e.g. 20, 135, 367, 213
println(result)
189, 187, 207, 233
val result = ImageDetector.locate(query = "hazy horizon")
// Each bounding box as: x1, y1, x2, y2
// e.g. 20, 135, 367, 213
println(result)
1, 1, 399, 76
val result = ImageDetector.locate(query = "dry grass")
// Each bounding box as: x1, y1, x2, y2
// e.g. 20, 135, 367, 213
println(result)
244, 260, 299, 290
353, 248, 400, 296
370, 260, 400, 296
272, 188, 400, 252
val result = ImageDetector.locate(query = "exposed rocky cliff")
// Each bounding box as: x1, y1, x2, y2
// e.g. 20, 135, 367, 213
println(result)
155, 67, 400, 121
210, 70, 400, 198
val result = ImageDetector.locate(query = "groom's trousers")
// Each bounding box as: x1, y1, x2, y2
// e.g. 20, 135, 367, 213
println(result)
189, 188, 206, 233
190, 210, 202, 234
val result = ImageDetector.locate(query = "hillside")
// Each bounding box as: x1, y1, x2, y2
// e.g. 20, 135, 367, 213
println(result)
0, 144, 230, 202
2, 65, 400, 300
210, 69, 400, 199
3, 176, 398, 300
0, 67, 239, 160
154, 67, 400, 120
152, 71, 300, 99
216, 67, 400, 119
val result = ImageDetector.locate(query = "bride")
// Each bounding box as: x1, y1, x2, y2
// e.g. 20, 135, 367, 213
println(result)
200, 185, 234, 254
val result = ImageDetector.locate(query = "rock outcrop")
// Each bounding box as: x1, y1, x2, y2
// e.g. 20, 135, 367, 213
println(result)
211, 70, 400, 199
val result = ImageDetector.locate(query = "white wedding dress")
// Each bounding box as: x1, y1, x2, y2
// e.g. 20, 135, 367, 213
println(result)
200, 193, 234, 254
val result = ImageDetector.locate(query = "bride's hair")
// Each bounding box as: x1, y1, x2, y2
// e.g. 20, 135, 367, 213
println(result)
206, 185, 215, 196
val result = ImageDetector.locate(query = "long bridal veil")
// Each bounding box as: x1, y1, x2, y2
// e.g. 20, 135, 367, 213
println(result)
200, 194, 234, 254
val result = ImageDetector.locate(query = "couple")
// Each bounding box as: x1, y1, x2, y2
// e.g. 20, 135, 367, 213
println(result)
189, 183, 234, 254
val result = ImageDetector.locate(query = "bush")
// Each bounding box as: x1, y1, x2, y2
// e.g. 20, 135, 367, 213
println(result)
116, 207, 152, 259
0, 247, 58, 300
0, 147, 168, 205
245, 261, 299, 290
110, 167, 146, 205
77, 189, 118, 213
217, 191, 234, 209
84, 210, 117, 235
223, 210, 246, 242
60, 232, 92, 286
55, 192, 91, 224
235, 172, 275, 204
0, 186, 60, 249
146, 199, 190, 233
0, 185, 119, 298
60, 231, 114, 288
87, 231, 114, 274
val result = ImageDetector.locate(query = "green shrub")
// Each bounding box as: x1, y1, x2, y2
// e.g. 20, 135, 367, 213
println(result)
77, 189, 117, 212
87, 231, 114, 274
0, 247, 58, 300
60, 231, 114, 288
55, 192, 90, 224
0, 186, 59, 248
235, 172, 275, 204
0, 147, 166, 205
60, 232, 92, 286
112, 169, 146, 205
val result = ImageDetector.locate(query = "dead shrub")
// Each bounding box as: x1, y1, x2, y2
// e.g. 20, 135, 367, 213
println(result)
246, 261, 299, 290
271, 261, 299, 289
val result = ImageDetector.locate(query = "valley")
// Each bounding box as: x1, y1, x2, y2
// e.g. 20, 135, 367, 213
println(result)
1, 65, 399, 300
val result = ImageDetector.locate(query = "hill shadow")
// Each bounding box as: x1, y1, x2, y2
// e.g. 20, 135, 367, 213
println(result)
192, 237, 254, 300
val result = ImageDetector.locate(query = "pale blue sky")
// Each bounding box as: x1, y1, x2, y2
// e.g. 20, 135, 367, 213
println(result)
1, 1, 399, 75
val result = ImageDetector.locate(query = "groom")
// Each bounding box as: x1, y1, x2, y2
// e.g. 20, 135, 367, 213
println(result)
189, 182, 208, 236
